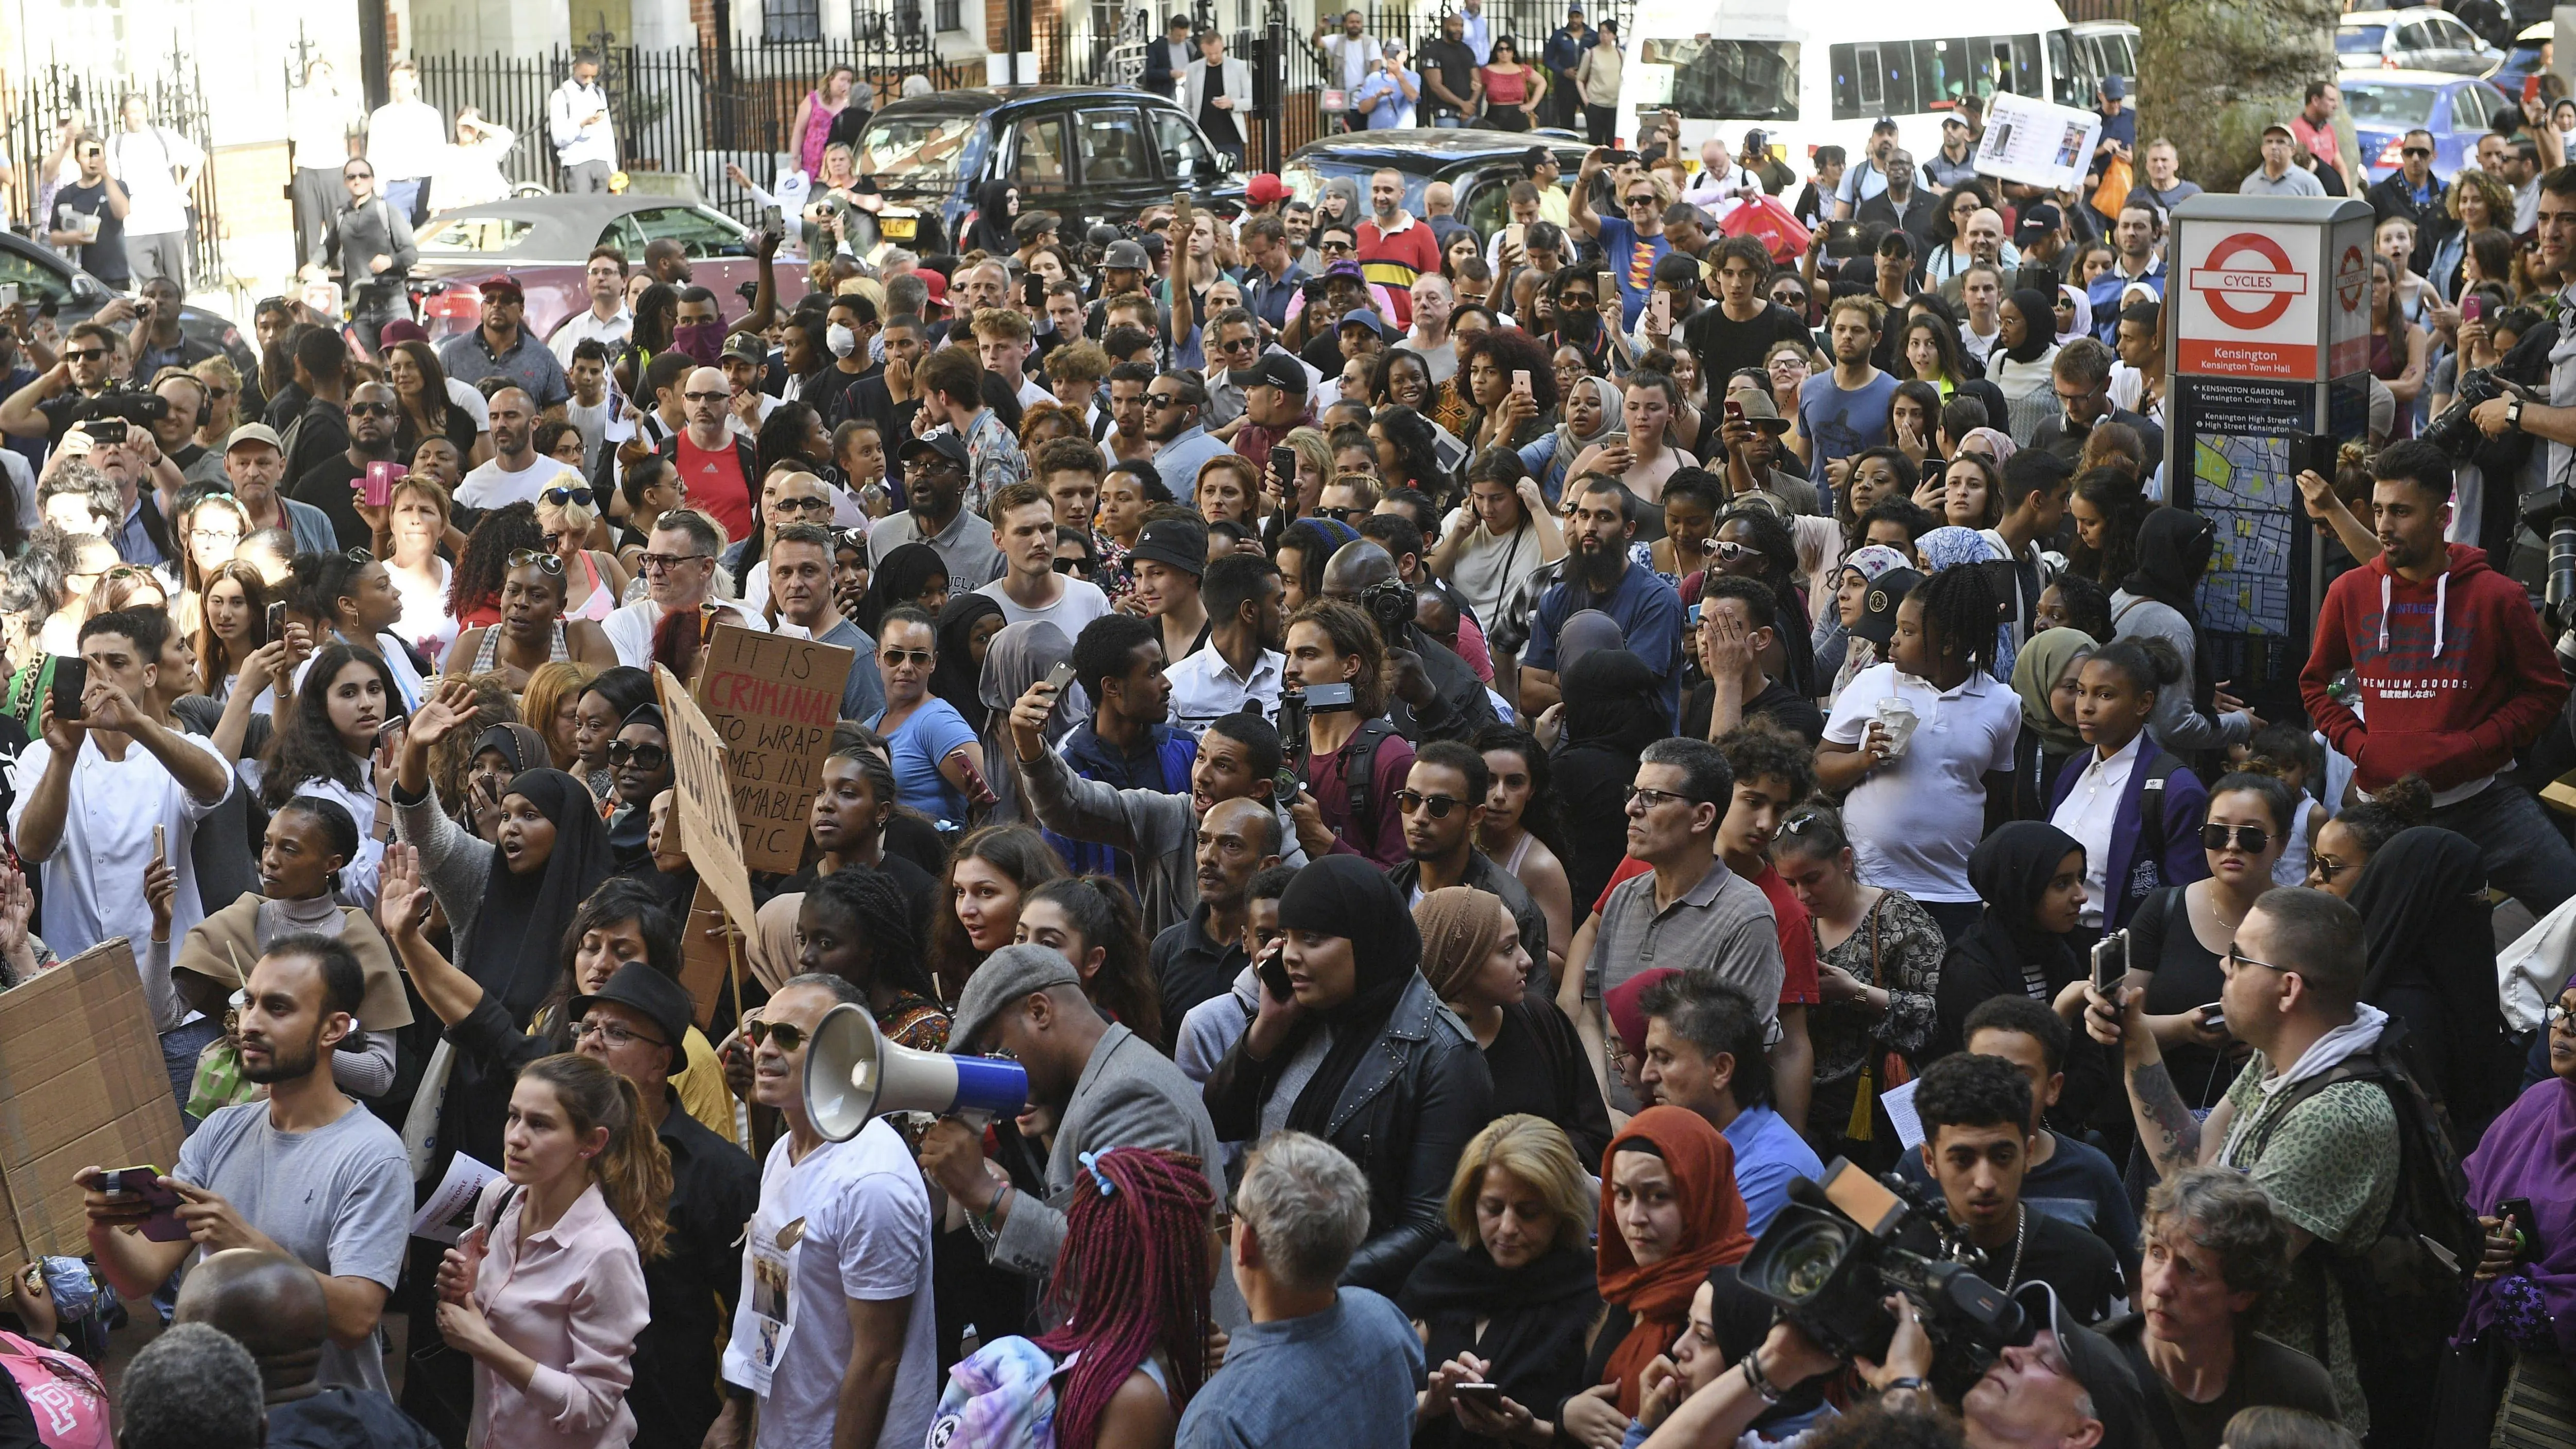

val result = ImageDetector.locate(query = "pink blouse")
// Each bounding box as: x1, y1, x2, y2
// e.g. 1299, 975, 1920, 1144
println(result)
467, 1179, 651, 1449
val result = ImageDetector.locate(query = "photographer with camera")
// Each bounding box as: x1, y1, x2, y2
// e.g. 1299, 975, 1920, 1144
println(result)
1318, 538, 1495, 744
1910, 1053, 2123, 1323
1, 320, 123, 449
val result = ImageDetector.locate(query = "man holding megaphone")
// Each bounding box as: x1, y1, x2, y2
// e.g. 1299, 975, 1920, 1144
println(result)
915, 944, 1245, 1326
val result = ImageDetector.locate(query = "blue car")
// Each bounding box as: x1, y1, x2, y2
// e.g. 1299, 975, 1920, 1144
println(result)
2342, 70, 2509, 184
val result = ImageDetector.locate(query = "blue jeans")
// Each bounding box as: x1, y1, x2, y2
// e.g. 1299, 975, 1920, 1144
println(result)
382, 178, 425, 223
1433, 114, 1466, 128
2429, 779, 2576, 915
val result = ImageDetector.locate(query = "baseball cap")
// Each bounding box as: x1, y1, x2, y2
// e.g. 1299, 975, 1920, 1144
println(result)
1011, 210, 1060, 242
1724, 386, 1792, 434
1245, 173, 1287, 207
1941, 113, 1968, 130
224, 422, 284, 453
918, 269, 948, 308
1851, 567, 1923, 648
1872, 116, 1899, 134
568, 961, 696, 1074
1131, 516, 1209, 577
2015, 201, 2065, 246
898, 431, 971, 471
1338, 307, 1388, 338
2099, 75, 2126, 101
1232, 353, 1310, 394
477, 276, 524, 303
377, 318, 429, 346
2006, 1281, 2149, 1449
720, 331, 767, 364
1104, 238, 1151, 271
2261, 117, 2296, 139
948, 944, 1084, 1053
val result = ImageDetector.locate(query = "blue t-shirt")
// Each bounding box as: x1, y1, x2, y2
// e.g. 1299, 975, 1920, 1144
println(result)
870, 697, 977, 824
1795, 369, 1900, 487
1724, 1103, 1826, 1235
1176, 1289, 1422, 1449
1526, 561, 1687, 728
1355, 69, 1420, 129
1590, 214, 1672, 331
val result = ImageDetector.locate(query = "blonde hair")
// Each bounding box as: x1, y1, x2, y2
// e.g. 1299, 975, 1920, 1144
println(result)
520, 661, 599, 770
190, 355, 242, 395
1443, 1114, 1593, 1250
538, 489, 601, 534
519, 1054, 673, 1260
391, 474, 451, 526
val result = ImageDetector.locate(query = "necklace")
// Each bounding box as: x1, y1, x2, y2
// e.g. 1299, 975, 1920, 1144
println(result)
2001, 1203, 2028, 1290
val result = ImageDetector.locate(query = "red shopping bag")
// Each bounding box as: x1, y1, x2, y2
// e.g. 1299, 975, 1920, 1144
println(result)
1720, 193, 1812, 266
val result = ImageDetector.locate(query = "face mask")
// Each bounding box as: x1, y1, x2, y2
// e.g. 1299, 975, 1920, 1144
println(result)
672, 321, 726, 365
827, 323, 857, 358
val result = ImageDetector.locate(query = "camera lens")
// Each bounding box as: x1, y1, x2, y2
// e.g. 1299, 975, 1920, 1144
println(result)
1749, 1216, 1853, 1304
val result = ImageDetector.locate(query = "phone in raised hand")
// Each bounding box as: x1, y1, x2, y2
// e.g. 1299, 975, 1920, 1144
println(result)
1043, 660, 1077, 693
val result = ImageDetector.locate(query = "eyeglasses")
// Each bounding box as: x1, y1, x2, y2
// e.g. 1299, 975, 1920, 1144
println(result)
743, 1017, 809, 1053
637, 552, 712, 573
881, 646, 934, 667
1622, 784, 1701, 811
682, 390, 729, 403
348, 401, 397, 417
1396, 789, 1467, 817
189, 526, 241, 542
2221, 942, 2292, 977
574, 1016, 667, 1049
2546, 998, 2576, 1028
606, 740, 670, 771
541, 485, 596, 507
772, 495, 833, 514
2200, 823, 2271, 854
2310, 853, 2352, 884
507, 548, 566, 574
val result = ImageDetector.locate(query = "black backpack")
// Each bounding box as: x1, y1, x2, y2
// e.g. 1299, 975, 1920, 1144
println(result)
1296, 717, 1401, 858
2247, 1024, 2481, 1384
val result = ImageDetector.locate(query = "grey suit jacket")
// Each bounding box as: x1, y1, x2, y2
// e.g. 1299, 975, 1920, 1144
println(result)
989, 1021, 1247, 1324
1183, 57, 1253, 123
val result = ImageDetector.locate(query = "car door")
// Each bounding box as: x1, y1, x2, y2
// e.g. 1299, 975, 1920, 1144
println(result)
2393, 18, 2441, 67
1072, 105, 1166, 224
999, 108, 1079, 217
2433, 13, 2494, 72
1149, 106, 1227, 197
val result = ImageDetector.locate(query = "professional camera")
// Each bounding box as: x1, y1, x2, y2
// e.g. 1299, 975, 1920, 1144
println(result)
2421, 359, 2542, 459
1358, 576, 1414, 638
1738, 1160, 2024, 1402
69, 391, 168, 428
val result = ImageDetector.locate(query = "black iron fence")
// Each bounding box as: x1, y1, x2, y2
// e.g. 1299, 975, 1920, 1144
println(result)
409, 40, 977, 224
4, 53, 226, 286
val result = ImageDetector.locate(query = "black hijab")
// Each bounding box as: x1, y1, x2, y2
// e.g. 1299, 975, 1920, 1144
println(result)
855, 542, 949, 639
463, 766, 612, 1024
967, 180, 1018, 256
928, 591, 1005, 725
2349, 826, 2505, 1125
2002, 289, 2057, 364
1969, 821, 2084, 963
606, 703, 669, 868
1560, 649, 1668, 757
1277, 856, 1423, 1138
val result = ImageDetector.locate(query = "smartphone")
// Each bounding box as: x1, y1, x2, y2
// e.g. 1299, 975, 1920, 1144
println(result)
151, 823, 164, 860
1598, 269, 1620, 305
2298, 432, 2338, 480
1172, 190, 1191, 212
1023, 274, 1046, 309
1725, 398, 1745, 422
1687, 602, 1703, 625
1512, 369, 1532, 397
1043, 660, 1078, 693
83, 417, 126, 446
1256, 941, 1293, 1000
265, 601, 288, 639
2527, 74, 2545, 105
2500, 1196, 2539, 1256
98, 1166, 189, 1242
2197, 1001, 2227, 1028
1649, 292, 1671, 331
1268, 446, 1297, 488
0, 284, 19, 311
49, 655, 85, 722
362, 459, 403, 509
376, 713, 409, 751
1452, 1383, 1504, 1406
1302, 680, 1357, 711
1503, 222, 1527, 252
2090, 929, 2128, 990
2464, 295, 2484, 324
759, 203, 785, 236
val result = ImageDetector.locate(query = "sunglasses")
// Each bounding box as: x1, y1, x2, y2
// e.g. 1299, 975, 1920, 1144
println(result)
62, 348, 106, 362
1319, 240, 1357, 254
2201, 823, 2271, 854
345, 169, 374, 180
348, 401, 397, 417
1396, 789, 1468, 817
541, 485, 596, 507
682, 389, 729, 403
343, 545, 375, 564
1145, 394, 1188, 408
743, 1017, 809, 1052
772, 495, 834, 514
2402, 147, 2431, 158
1051, 556, 1083, 574
882, 646, 934, 667
606, 740, 670, 771
507, 548, 566, 574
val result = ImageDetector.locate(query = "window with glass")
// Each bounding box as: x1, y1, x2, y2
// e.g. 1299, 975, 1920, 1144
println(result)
1074, 108, 1153, 184
762, 0, 822, 42
1829, 35, 2039, 120
1008, 115, 1071, 190
1151, 108, 1221, 185
1633, 38, 1800, 121
2336, 23, 2389, 55
628, 206, 750, 258
422, 216, 538, 252
854, 112, 982, 182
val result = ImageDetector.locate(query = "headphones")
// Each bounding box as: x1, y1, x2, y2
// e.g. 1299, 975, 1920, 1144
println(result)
150, 368, 205, 431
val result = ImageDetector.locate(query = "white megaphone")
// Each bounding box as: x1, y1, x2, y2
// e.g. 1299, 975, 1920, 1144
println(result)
803, 1002, 1030, 1141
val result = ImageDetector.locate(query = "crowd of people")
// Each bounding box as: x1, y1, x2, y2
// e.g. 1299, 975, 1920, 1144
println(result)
4, 35, 2576, 1449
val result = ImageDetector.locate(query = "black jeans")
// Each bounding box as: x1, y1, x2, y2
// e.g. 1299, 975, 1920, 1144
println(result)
1583, 103, 1617, 144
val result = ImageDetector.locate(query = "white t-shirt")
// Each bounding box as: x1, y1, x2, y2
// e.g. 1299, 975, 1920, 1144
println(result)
445, 377, 492, 432
1821, 662, 2021, 902
975, 574, 1114, 636
454, 454, 579, 509
7, 729, 229, 960
389, 558, 457, 661
722, 1118, 938, 1449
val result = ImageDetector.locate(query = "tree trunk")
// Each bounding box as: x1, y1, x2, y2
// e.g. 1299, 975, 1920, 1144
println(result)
2136, 0, 2339, 192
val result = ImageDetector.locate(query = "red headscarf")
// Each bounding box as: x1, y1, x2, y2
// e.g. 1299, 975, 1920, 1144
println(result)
1593, 1105, 1755, 1414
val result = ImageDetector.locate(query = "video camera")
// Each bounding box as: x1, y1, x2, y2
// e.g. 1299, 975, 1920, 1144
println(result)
1738, 1160, 2024, 1402
70, 391, 168, 428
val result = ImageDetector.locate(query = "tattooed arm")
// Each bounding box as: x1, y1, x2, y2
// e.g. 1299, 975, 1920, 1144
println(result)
2084, 982, 2216, 1180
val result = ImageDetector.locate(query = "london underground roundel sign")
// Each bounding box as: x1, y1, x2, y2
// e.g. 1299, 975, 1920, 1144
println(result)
2190, 232, 2306, 329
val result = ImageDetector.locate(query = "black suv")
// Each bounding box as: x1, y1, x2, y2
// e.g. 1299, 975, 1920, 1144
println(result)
849, 86, 1250, 245
1283, 130, 1594, 240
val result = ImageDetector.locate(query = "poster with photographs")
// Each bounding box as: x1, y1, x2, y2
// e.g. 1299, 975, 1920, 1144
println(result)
1973, 91, 2104, 192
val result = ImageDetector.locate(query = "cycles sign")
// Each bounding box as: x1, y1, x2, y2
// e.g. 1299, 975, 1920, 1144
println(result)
2178, 226, 2323, 378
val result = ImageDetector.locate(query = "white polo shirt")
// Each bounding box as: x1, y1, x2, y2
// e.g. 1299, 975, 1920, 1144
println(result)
1821, 662, 2022, 902
1166, 644, 1287, 730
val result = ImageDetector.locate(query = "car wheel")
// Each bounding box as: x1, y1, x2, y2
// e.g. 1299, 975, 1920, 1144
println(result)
510, 182, 552, 199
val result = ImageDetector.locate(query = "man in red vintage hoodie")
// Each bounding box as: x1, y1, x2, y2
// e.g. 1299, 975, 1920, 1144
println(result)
2299, 439, 2576, 913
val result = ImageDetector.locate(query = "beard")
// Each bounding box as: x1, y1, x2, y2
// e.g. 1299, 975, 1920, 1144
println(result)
1568, 537, 1625, 590
240, 1027, 323, 1084
1558, 310, 1599, 343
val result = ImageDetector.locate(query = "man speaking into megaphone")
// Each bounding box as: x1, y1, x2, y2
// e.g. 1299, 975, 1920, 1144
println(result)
915, 943, 1241, 1323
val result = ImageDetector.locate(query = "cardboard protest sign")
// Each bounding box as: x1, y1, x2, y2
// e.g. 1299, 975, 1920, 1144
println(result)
657, 665, 757, 932
0, 939, 184, 1265
677, 880, 739, 1031
690, 625, 853, 874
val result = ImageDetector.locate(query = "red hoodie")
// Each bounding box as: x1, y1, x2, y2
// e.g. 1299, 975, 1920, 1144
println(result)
2299, 542, 2568, 793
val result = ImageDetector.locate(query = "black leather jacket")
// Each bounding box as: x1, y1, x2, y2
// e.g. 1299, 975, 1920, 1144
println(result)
1204, 971, 1496, 1294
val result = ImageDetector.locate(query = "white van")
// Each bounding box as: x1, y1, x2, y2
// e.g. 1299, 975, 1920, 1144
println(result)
1614, 0, 2111, 181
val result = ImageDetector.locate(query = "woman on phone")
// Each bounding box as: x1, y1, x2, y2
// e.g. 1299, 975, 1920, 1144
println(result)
193, 560, 274, 713
434, 1053, 661, 1449
1928, 821, 2089, 1064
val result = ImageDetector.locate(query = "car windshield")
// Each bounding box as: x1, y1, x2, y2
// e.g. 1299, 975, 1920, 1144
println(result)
1632, 39, 1800, 121
2337, 24, 2389, 52
855, 113, 982, 185
419, 216, 536, 251
2341, 83, 2438, 127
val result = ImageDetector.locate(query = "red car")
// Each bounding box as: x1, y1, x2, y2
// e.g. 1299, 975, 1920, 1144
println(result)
408, 193, 810, 345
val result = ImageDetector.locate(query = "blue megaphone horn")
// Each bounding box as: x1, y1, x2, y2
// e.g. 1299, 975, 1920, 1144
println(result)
802, 1001, 1028, 1141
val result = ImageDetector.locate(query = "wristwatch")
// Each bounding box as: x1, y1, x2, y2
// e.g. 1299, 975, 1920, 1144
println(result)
2507, 398, 2526, 430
